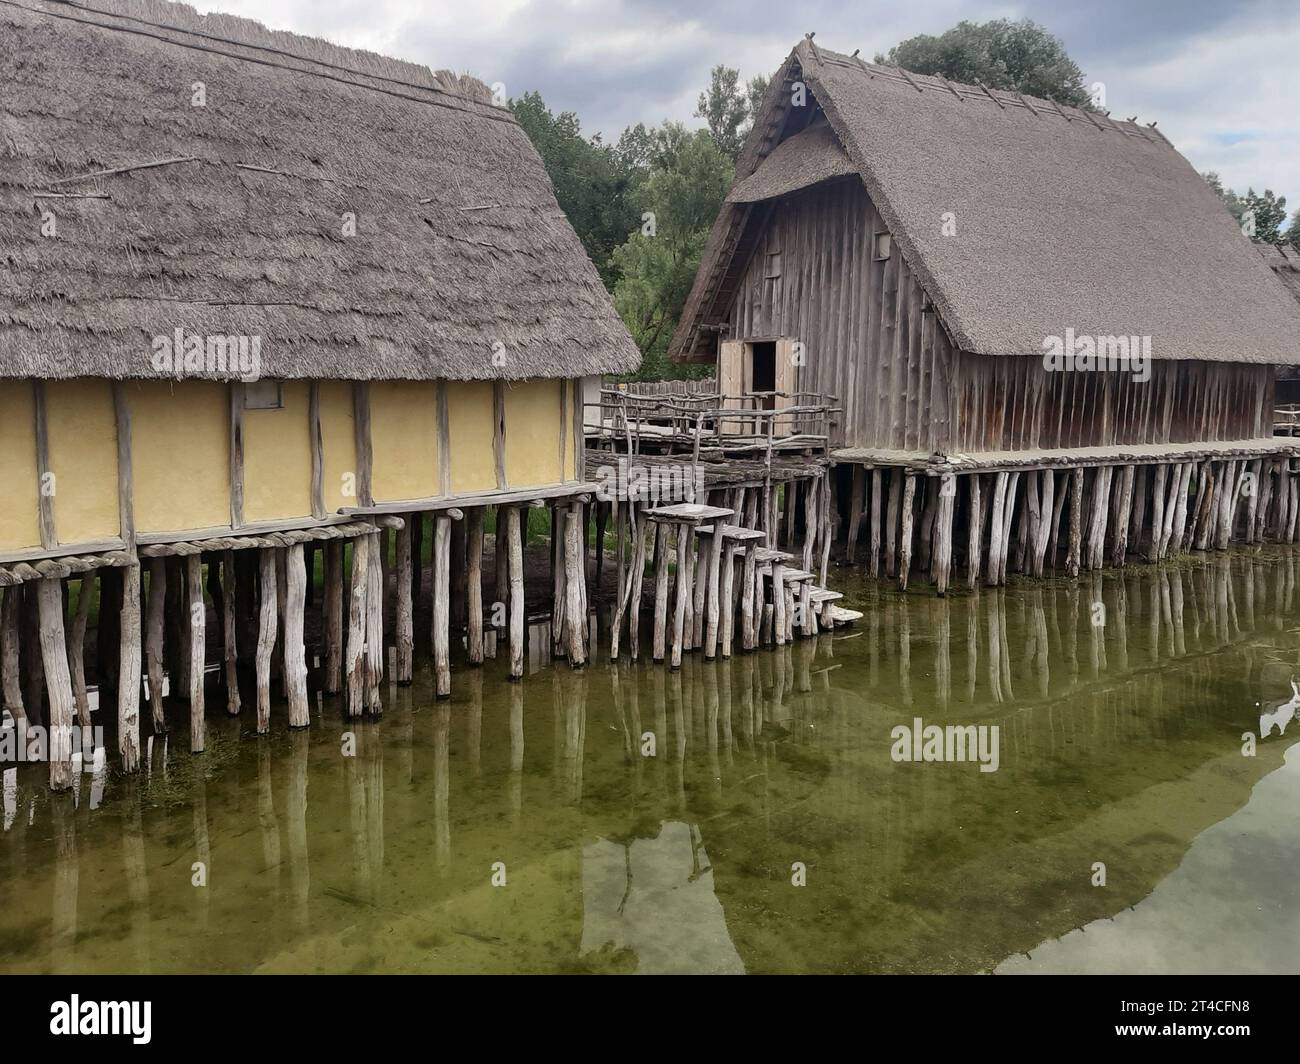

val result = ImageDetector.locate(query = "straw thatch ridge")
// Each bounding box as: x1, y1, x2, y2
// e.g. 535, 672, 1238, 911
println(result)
1259, 242, 1300, 306
726, 121, 855, 204
672, 38, 1300, 365
0, 0, 640, 380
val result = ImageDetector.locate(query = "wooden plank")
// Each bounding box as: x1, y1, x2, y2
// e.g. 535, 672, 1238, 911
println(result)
229, 382, 245, 528
32, 381, 55, 549
309, 381, 326, 519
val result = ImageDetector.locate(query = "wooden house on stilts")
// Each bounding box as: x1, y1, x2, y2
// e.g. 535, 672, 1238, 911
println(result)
671, 36, 1300, 593
0, 0, 638, 787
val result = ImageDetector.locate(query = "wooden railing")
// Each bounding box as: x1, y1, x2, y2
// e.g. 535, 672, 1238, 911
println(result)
1275, 404, 1300, 435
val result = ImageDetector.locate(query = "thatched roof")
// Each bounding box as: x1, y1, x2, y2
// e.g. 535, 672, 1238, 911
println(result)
0, 0, 640, 380
673, 38, 1300, 365
726, 122, 854, 204
1259, 242, 1300, 305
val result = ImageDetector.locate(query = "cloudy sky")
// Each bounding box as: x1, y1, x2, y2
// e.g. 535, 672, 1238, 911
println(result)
199, 0, 1300, 203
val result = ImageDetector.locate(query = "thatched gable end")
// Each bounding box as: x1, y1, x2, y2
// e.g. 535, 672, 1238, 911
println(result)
0, 0, 640, 380
673, 39, 1300, 366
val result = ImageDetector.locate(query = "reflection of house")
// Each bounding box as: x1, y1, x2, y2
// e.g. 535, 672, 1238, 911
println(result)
580, 823, 745, 974
672, 36, 1300, 592
0, 0, 636, 787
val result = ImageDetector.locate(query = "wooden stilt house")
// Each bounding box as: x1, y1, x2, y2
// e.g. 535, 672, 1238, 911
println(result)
0, 0, 637, 785
672, 36, 1300, 592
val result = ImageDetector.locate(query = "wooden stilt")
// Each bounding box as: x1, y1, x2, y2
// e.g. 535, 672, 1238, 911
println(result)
551, 504, 566, 659
1085, 467, 1113, 571
651, 522, 671, 663
118, 563, 142, 771
68, 573, 92, 727
284, 543, 310, 727
345, 534, 368, 716
772, 559, 787, 646
186, 555, 205, 753
507, 506, 525, 680
987, 472, 1008, 587
741, 540, 758, 651
594, 500, 608, 592
846, 466, 865, 564
1148, 464, 1168, 562
967, 474, 983, 589
145, 559, 166, 731
627, 506, 647, 660
0, 588, 26, 737
37, 578, 75, 791
1066, 468, 1084, 578
898, 474, 917, 591
221, 551, 239, 715
720, 535, 737, 657
934, 479, 955, 596
1112, 465, 1135, 567
885, 469, 901, 578
671, 525, 689, 668
704, 524, 724, 659
364, 532, 383, 714
465, 508, 483, 667
433, 515, 451, 698
395, 517, 415, 681
1032, 469, 1055, 576
324, 540, 343, 694
564, 505, 587, 666
869, 468, 883, 578
256, 549, 277, 732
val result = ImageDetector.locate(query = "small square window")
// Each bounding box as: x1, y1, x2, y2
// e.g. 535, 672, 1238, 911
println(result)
244, 380, 284, 410
872, 231, 892, 261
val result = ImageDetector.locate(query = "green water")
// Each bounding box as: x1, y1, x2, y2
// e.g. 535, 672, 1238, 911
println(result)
3, 550, 1300, 974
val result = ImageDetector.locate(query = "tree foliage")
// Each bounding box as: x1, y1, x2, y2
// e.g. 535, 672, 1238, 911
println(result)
1203, 172, 1290, 244
878, 18, 1096, 109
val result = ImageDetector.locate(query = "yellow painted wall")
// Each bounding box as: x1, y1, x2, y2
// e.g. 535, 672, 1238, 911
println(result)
505, 379, 565, 487
319, 380, 357, 511
0, 382, 41, 551
128, 380, 230, 533
46, 379, 120, 544
244, 381, 312, 522
446, 380, 497, 494
371, 381, 439, 502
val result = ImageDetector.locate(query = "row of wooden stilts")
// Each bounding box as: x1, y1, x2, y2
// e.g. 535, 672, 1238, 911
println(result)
837, 455, 1298, 593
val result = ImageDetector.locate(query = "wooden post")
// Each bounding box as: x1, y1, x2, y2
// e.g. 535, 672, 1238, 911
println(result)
507, 506, 525, 680
1066, 468, 1084, 578
594, 500, 608, 592
704, 524, 725, 659
551, 504, 566, 659
1032, 469, 1055, 576
564, 506, 587, 666
145, 559, 166, 731
1112, 465, 1135, 567
284, 543, 310, 727
846, 466, 865, 564
719, 537, 738, 657
869, 468, 883, 578
1245, 459, 1263, 544
0, 588, 26, 737
652, 522, 671, 663
256, 549, 277, 733
934, 478, 955, 596
37, 578, 75, 791
772, 559, 787, 647
967, 474, 983, 589
671, 524, 689, 668
1086, 466, 1113, 571
627, 507, 647, 660
898, 474, 917, 591
395, 518, 415, 681
220, 551, 239, 715
118, 563, 142, 772
345, 535, 368, 716
1171, 462, 1193, 553
885, 469, 901, 578
1148, 464, 1168, 562
433, 515, 452, 697
465, 509, 484, 667
741, 541, 757, 651
68, 574, 92, 727
186, 555, 205, 753
1000, 471, 1021, 584
324, 540, 343, 694
365, 532, 384, 713
987, 472, 1008, 587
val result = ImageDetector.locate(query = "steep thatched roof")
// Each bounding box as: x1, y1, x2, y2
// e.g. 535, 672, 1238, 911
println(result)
1259, 242, 1300, 305
0, 0, 640, 380
673, 38, 1300, 365
726, 121, 854, 204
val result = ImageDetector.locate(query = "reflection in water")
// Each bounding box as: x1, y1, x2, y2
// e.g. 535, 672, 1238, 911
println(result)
1, 551, 1299, 973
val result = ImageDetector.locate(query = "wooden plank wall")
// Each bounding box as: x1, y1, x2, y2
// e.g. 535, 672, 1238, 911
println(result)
728, 178, 954, 452
951, 355, 1273, 451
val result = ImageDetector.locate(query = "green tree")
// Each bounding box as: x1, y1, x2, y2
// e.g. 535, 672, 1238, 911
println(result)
610, 125, 733, 378
1287, 208, 1300, 252
510, 91, 640, 288
695, 64, 751, 161
878, 18, 1095, 109
1204, 173, 1289, 244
